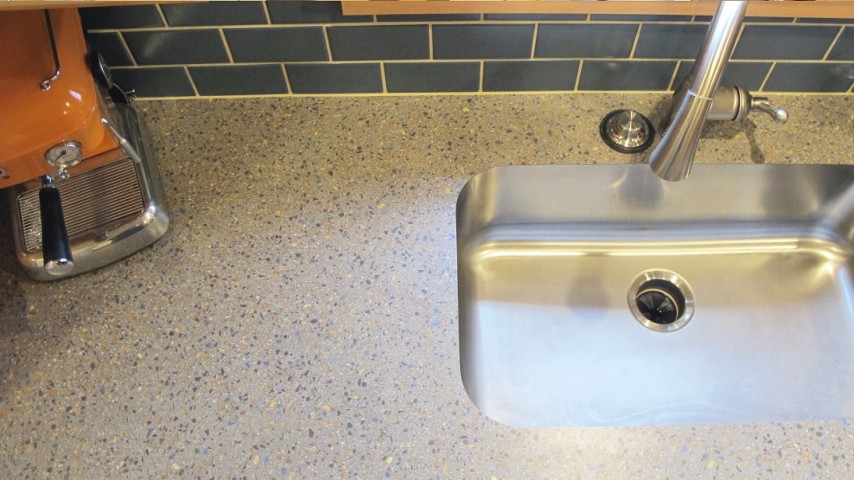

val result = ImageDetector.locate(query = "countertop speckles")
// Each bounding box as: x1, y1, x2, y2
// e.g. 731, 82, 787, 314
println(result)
0, 94, 852, 479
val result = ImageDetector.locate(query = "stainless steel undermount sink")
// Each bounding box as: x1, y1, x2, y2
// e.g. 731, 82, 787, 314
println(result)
457, 164, 854, 427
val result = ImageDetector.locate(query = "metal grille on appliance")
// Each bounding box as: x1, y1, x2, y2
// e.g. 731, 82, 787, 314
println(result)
17, 158, 144, 253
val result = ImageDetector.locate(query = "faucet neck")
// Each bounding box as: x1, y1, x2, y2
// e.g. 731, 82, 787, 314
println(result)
649, 1, 747, 182
684, 1, 747, 101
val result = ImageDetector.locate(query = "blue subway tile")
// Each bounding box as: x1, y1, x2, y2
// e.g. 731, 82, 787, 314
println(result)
536, 24, 637, 59
579, 60, 677, 91
433, 25, 534, 59
742, 17, 795, 23
696, 16, 794, 23
764, 62, 853, 92
827, 27, 854, 61
161, 3, 267, 27
795, 18, 854, 25
190, 65, 287, 96
111, 67, 195, 97
80, 5, 163, 30
124, 30, 229, 65
634, 24, 708, 59
379, 14, 480, 22
483, 61, 579, 91
486, 14, 586, 21
268, 1, 372, 24
85, 32, 133, 67
286, 64, 383, 94
592, 14, 691, 22
225, 27, 328, 63
673, 61, 772, 91
734, 25, 839, 60
328, 26, 429, 61
385, 62, 480, 93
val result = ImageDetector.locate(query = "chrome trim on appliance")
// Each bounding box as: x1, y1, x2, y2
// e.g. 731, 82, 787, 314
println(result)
44, 141, 84, 170
40, 11, 61, 91
17, 157, 145, 253
10, 103, 168, 281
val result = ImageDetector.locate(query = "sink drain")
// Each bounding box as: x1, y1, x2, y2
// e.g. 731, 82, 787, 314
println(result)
628, 270, 694, 332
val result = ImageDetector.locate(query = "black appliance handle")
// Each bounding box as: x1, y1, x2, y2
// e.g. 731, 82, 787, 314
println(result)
39, 184, 74, 276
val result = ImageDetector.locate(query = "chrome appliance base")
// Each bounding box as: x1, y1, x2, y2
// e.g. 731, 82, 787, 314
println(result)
9, 103, 168, 281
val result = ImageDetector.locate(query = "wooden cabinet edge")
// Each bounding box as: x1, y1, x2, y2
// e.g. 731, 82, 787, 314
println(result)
0, 0, 204, 12
340, 1, 854, 19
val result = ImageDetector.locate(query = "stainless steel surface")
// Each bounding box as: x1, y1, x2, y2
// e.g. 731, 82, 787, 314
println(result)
40, 10, 61, 91
751, 96, 789, 124
10, 102, 168, 281
648, 1, 746, 181
708, 86, 750, 121
18, 158, 145, 253
44, 257, 73, 276
457, 164, 854, 427
708, 87, 789, 124
627, 269, 695, 333
600, 110, 653, 153
683, 3, 747, 101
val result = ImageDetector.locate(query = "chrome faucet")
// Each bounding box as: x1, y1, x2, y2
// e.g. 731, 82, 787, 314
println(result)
649, 1, 788, 181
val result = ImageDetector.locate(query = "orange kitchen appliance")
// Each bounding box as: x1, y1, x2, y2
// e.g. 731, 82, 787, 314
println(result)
0, 9, 168, 280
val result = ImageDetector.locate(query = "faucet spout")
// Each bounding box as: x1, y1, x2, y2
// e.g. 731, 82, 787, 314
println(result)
649, 1, 747, 181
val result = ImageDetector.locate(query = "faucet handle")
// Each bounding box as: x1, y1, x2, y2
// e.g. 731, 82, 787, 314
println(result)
750, 97, 788, 124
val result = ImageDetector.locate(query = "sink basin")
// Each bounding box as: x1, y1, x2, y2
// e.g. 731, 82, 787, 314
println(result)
457, 164, 854, 427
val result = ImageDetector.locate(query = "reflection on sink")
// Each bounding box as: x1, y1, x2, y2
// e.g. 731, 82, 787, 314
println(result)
456, 164, 854, 427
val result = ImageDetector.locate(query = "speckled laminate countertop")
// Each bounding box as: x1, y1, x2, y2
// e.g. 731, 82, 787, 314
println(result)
0, 94, 852, 479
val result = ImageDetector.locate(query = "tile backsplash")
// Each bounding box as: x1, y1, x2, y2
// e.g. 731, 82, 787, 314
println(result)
80, 1, 854, 98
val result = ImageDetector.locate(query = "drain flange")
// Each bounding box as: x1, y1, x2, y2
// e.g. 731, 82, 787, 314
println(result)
628, 270, 694, 332
599, 109, 655, 154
